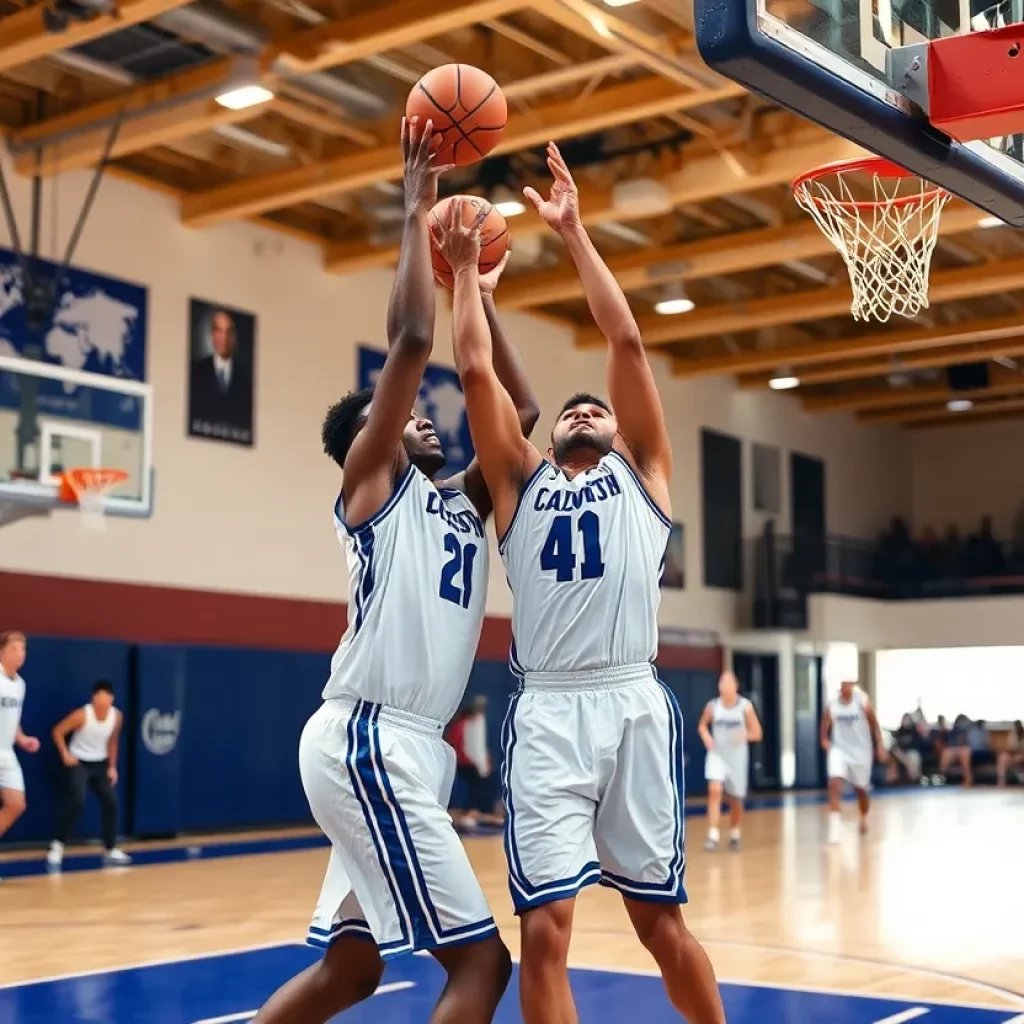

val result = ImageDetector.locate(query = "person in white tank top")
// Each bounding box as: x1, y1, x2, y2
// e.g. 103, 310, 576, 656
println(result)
698, 672, 763, 851
48, 680, 130, 868
254, 118, 539, 1024
0, 630, 39, 869
821, 680, 887, 844
434, 147, 725, 1024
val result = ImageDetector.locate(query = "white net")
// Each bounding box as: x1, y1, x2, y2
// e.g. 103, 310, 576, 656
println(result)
793, 167, 950, 322
76, 488, 109, 533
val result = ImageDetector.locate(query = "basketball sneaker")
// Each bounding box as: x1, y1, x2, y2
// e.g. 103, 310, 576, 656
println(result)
103, 848, 132, 866
46, 841, 63, 870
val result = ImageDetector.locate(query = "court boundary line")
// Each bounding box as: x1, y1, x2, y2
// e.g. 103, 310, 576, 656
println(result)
2, 939, 1021, 1015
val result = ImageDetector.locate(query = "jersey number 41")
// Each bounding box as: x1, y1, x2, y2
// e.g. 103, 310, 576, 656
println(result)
540, 512, 605, 582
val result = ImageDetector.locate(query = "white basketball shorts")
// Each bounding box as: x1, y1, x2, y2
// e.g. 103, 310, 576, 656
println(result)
0, 749, 24, 791
827, 747, 873, 791
502, 665, 687, 914
299, 696, 498, 960
704, 746, 749, 799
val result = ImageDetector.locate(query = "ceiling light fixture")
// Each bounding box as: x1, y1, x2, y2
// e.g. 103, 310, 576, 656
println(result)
216, 84, 274, 110
946, 398, 973, 412
977, 215, 1003, 229
654, 282, 694, 315
491, 185, 525, 218
604, 0, 640, 6
768, 375, 801, 390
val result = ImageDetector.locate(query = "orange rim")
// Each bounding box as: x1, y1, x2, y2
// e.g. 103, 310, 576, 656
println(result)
793, 156, 949, 211
58, 468, 128, 504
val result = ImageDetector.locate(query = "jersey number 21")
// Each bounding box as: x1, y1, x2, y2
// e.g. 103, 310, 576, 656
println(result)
540, 511, 605, 582
440, 533, 478, 608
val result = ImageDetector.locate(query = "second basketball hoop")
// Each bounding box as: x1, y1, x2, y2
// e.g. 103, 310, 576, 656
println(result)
792, 156, 951, 323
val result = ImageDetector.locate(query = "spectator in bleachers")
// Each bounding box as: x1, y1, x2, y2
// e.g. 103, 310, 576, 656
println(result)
938, 714, 976, 785
887, 714, 924, 784
964, 516, 1005, 577
940, 525, 963, 579
915, 527, 943, 583
996, 720, 1024, 787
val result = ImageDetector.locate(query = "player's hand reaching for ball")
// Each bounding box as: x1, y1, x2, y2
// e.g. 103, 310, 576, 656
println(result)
401, 116, 454, 215
431, 196, 487, 277
478, 251, 510, 296
523, 141, 581, 235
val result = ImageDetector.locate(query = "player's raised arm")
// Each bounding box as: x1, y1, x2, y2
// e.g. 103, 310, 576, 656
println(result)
343, 118, 452, 519
525, 143, 673, 494
449, 251, 541, 518
433, 199, 543, 535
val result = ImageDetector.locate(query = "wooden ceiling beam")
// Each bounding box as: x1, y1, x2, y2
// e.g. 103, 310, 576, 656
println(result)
182, 76, 745, 227
326, 128, 858, 275
598, 255, 1024, 351
736, 337, 1024, 388
909, 406, 1024, 429
801, 366, 1024, 414
859, 393, 1024, 426
671, 311, 1024, 380
268, 0, 526, 75
498, 200, 985, 311
0, 0, 192, 74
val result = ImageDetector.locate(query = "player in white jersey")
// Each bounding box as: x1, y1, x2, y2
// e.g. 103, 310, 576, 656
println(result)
433, 145, 725, 1024
698, 671, 763, 851
253, 119, 537, 1024
821, 680, 887, 844
0, 631, 39, 861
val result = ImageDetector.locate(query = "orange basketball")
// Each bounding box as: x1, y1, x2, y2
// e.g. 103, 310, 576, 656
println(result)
406, 64, 507, 167
429, 195, 509, 289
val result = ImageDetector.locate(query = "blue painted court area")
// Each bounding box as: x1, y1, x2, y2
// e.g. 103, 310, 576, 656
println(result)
1, 943, 1018, 1024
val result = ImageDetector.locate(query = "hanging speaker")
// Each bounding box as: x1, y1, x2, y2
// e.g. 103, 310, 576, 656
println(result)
945, 363, 989, 391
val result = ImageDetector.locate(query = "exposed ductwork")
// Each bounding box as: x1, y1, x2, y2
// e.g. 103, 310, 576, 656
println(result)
152, 0, 390, 120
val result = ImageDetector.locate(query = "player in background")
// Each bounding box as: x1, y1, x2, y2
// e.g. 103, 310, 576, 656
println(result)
252, 117, 537, 1024
820, 680, 887, 845
0, 630, 39, 873
698, 671, 763, 851
433, 144, 725, 1024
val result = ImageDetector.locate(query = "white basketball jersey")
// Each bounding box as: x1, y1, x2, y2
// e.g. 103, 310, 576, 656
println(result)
0, 670, 25, 750
828, 693, 872, 760
711, 697, 750, 749
500, 450, 670, 678
68, 704, 120, 762
324, 464, 489, 724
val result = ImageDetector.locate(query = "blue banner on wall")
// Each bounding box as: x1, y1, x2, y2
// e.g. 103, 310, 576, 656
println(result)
357, 345, 475, 476
0, 248, 148, 430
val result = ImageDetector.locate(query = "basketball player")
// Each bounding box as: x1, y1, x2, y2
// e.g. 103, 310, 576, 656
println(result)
0, 630, 39, 864
820, 680, 887, 844
252, 117, 537, 1024
698, 671, 763, 851
48, 680, 132, 869
433, 145, 725, 1024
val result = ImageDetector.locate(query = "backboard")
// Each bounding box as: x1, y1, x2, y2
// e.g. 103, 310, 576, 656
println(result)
0, 352, 153, 526
695, 0, 1024, 223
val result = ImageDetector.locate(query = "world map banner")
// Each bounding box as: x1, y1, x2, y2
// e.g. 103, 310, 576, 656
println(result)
0, 248, 148, 430
357, 345, 475, 477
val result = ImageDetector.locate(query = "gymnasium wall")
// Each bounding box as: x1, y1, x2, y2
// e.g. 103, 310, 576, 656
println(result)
909, 418, 1024, 540
0, 161, 910, 636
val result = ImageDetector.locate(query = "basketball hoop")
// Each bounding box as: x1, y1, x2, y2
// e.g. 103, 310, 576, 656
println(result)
58, 468, 127, 532
792, 157, 951, 322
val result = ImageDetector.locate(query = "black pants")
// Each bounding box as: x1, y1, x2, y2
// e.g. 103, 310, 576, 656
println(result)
456, 764, 492, 814
56, 760, 117, 849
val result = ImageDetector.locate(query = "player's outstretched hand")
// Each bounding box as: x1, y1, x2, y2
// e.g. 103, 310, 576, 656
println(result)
523, 141, 581, 235
431, 196, 487, 276
401, 116, 455, 215
479, 251, 510, 296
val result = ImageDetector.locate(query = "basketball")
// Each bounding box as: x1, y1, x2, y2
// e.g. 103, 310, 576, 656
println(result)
429, 195, 509, 288
406, 64, 507, 167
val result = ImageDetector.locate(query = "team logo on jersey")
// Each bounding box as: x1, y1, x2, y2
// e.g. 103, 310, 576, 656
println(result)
141, 709, 180, 755
0, 696, 21, 709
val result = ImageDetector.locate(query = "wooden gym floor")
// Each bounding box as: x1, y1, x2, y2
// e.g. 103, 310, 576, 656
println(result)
1, 790, 1022, 1022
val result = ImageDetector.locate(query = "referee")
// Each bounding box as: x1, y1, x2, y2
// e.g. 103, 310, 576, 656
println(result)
48, 681, 132, 869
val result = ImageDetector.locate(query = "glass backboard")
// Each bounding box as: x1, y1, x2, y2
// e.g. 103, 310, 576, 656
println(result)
695, 0, 1024, 223
0, 352, 153, 522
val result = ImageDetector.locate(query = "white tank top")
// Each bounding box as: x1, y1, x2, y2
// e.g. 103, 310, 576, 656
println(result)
500, 451, 670, 680
711, 696, 750, 749
828, 692, 873, 760
0, 670, 25, 750
68, 704, 119, 762
323, 464, 489, 724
